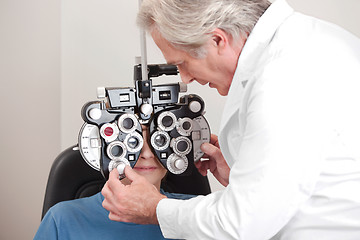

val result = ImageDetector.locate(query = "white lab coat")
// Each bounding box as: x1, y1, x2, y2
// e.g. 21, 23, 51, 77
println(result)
157, 0, 360, 239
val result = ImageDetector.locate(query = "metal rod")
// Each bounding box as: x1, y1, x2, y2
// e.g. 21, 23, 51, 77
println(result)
138, 0, 148, 81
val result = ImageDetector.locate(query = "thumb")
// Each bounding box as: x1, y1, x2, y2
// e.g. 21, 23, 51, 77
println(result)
109, 167, 120, 180
201, 142, 222, 160
124, 165, 141, 182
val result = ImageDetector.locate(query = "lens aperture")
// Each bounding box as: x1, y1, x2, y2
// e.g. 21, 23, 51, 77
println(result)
127, 136, 139, 149
111, 145, 124, 157
157, 111, 176, 131
155, 134, 167, 148
118, 114, 138, 133
151, 131, 170, 151
123, 118, 134, 130
107, 141, 127, 160
124, 132, 144, 153
171, 136, 192, 156
162, 116, 173, 128
176, 140, 189, 153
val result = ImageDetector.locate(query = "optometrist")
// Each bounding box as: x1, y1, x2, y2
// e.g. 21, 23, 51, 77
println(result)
102, 0, 360, 239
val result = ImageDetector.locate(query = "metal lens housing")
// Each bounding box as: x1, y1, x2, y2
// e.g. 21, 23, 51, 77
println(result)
78, 123, 101, 171
151, 130, 170, 151
157, 111, 177, 131
118, 113, 138, 133
171, 136, 192, 156
100, 123, 119, 142
167, 153, 188, 174
124, 131, 144, 153
176, 117, 193, 136
108, 158, 130, 173
106, 141, 127, 160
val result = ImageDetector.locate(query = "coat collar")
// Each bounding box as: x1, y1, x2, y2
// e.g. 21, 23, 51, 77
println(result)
219, 0, 294, 133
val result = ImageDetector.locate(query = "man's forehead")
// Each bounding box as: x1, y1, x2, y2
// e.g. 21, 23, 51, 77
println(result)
151, 29, 184, 64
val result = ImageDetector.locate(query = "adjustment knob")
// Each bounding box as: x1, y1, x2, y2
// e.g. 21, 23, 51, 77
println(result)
89, 108, 102, 120
116, 162, 126, 175
140, 103, 153, 116
167, 153, 188, 174
174, 159, 185, 170
108, 159, 130, 179
97, 87, 106, 99
179, 82, 187, 93
170, 136, 192, 156
100, 123, 120, 142
189, 100, 201, 113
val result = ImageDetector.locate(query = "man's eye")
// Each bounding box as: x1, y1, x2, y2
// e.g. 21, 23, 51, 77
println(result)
177, 62, 185, 67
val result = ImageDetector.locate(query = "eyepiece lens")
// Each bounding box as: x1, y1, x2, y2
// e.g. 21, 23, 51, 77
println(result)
123, 118, 134, 130
162, 116, 173, 128
127, 137, 139, 149
182, 121, 191, 130
177, 140, 188, 153
155, 134, 167, 147
111, 145, 124, 157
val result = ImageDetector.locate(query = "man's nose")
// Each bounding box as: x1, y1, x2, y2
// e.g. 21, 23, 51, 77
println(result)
178, 68, 194, 84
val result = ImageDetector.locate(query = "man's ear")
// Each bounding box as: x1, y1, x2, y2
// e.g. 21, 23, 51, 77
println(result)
211, 28, 230, 54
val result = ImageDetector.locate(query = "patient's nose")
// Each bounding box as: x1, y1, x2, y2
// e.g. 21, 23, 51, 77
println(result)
139, 136, 155, 160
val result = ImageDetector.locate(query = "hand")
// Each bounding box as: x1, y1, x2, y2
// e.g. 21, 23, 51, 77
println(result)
195, 134, 230, 186
101, 166, 167, 224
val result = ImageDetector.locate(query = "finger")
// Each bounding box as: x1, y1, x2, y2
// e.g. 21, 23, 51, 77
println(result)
108, 212, 123, 222
209, 157, 217, 173
201, 142, 222, 161
124, 165, 141, 182
109, 167, 120, 180
194, 160, 201, 167
107, 168, 125, 192
102, 198, 112, 212
102, 198, 116, 213
195, 160, 210, 176
200, 153, 210, 159
210, 134, 219, 147
101, 181, 111, 198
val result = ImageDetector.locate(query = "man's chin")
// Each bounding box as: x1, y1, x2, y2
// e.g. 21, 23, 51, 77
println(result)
217, 89, 228, 96
211, 85, 228, 96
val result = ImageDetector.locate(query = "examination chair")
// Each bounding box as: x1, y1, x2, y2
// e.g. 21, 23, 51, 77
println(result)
42, 145, 212, 219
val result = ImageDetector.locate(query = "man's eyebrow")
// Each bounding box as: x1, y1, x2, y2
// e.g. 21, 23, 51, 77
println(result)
166, 60, 176, 65
166, 60, 181, 65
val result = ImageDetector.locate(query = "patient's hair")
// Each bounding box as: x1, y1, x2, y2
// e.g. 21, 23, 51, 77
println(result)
137, 0, 271, 57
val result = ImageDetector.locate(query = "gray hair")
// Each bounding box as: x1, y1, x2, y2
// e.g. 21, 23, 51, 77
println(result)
137, 0, 271, 57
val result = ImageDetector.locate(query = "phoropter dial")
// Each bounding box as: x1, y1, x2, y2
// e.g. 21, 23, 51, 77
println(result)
167, 153, 188, 174
100, 123, 119, 142
176, 117, 193, 136
108, 158, 130, 176
151, 130, 171, 151
118, 113, 139, 133
171, 136, 192, 156
124, 131, 144, 153
106, 141, 127, 160
78, 123, 101, 171
157, 111, 177, 131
